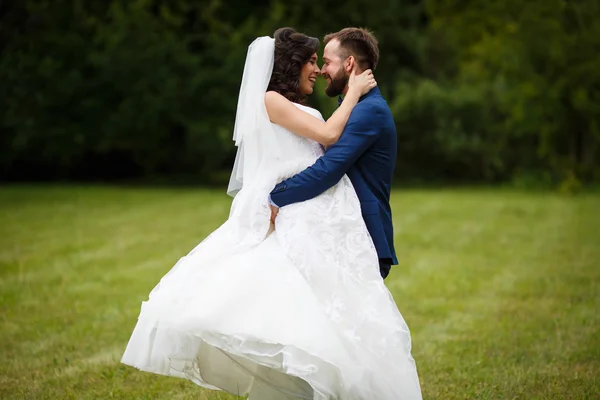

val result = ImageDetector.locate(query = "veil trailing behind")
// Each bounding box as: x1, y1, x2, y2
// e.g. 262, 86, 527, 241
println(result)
227, 36, 285, 198
121, 36, 422, 400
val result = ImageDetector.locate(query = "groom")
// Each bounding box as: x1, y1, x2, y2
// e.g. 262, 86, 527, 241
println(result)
269, 27, 398, 279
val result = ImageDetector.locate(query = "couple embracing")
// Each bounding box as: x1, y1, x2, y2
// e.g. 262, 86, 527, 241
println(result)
121, 27, 422, 400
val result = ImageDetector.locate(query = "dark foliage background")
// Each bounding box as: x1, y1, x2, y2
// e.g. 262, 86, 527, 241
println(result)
1, 0, 598, 187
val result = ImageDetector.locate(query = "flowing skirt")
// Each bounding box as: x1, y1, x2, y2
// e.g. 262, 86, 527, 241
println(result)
122, 178, 422, 399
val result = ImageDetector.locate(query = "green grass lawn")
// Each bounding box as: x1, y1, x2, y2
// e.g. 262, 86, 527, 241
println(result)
1, 185, 598, 399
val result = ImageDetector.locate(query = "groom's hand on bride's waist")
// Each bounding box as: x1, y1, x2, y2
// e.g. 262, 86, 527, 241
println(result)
268, 196, 279, 224
269, 204, 279, 224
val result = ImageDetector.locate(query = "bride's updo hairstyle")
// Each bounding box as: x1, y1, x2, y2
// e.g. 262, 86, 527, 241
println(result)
267, 27, 319, 104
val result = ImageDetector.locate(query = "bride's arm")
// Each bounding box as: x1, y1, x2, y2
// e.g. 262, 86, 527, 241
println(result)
264, 70, 376, 147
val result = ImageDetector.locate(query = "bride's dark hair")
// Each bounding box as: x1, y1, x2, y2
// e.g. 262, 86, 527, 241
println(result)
267, 27, 319, 104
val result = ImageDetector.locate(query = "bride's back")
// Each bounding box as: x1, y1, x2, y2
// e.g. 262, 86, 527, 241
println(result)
268, 103, 326, 178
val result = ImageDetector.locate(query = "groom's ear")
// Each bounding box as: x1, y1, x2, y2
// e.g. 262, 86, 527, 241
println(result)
345, 56, 355, 73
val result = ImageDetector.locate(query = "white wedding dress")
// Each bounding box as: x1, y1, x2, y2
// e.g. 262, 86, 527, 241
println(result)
121, 37, 422, 400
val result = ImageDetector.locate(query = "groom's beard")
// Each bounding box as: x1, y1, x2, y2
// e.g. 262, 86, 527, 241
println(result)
325, 69, 348, 97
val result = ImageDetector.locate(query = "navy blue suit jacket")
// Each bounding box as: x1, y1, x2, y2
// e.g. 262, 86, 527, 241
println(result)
270, 87, 398, 265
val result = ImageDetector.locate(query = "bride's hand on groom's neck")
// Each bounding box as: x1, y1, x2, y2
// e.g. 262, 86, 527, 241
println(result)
348, 66, 377, 98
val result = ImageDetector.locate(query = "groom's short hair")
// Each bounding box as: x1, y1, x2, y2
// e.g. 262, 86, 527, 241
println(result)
324, 28, 379, 70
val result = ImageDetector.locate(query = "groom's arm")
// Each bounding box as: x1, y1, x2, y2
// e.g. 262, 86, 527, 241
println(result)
270, 104, 381, 207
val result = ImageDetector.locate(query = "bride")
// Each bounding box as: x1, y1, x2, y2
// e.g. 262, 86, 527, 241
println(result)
121, 27, 422, 400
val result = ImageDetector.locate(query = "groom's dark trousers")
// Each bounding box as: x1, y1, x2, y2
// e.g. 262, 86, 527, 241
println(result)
270, 87, 399, 279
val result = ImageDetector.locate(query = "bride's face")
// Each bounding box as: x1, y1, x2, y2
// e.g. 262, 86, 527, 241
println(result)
298, 53, 320, 95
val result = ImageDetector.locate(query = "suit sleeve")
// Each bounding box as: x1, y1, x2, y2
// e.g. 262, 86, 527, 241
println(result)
270, 104, 380, 207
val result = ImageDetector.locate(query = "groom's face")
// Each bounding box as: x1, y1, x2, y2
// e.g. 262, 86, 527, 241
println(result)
322, 39, 349, 97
